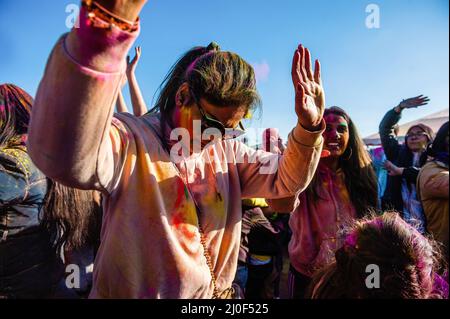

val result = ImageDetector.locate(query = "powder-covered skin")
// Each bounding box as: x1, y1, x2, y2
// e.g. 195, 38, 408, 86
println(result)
28, 13, 325, 298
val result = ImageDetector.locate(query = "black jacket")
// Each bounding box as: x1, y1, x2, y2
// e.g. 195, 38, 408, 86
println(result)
239, 207, 282, 264
379, 109, 428, 213
0, 146, 63, 298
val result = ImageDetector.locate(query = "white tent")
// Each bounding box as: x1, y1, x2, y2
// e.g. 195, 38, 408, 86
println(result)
363, 109, 449, 146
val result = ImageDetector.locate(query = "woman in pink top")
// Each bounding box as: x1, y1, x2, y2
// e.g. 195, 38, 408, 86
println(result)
276, 106, 378, 298
28, 0, 326, 298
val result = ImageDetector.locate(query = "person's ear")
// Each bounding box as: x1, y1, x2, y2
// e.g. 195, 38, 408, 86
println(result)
175, 83, 192, 108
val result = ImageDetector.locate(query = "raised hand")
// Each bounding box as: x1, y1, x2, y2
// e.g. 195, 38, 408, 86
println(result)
126, 46, 142, 76
125, 46, 147, 116
292, 44, 325, 131
399, 95, 430, 110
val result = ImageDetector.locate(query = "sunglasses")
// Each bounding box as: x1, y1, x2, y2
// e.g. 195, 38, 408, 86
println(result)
192, 93, 245, 140
406, 132, 429, 139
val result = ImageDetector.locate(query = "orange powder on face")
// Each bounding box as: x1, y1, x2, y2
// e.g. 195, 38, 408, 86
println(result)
173, 106, 194, 135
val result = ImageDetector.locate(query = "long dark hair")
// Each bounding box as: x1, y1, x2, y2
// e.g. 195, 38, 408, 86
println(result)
307, 106, 378, 217
42, 181, 102, 251
0, 83, 33, 149
307, 212, 446, 299
149, 42, 261, 143
0, 83, 101, 251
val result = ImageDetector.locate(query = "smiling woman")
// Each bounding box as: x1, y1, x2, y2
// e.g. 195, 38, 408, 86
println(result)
379, 96, 435, 233
322, 112, 350, 159
282, 106, 378, 299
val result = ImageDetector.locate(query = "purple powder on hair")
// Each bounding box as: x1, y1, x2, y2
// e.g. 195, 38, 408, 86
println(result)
186, 51, 215, 76
432, 273, 449, 299
368, 218, 384, 230
344, 232, 358, 247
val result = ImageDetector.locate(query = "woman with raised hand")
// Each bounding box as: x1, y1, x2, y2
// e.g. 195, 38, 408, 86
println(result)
270, 106, 378, 299
28, 0, 326, 299
379, 95, 434, 233
116, 46, 148, 116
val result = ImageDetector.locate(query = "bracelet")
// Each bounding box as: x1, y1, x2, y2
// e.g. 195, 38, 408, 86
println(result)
82, 0, 139, 32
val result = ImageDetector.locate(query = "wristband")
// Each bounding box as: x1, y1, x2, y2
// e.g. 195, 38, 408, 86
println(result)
82, 0, 139, 32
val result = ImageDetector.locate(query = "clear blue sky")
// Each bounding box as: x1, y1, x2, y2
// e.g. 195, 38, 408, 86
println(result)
0, 0, 448, 143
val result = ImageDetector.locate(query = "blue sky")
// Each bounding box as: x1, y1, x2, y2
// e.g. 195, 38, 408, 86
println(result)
0, 0, 448, 143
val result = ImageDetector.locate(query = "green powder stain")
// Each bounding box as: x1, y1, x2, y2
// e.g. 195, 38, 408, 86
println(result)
184, 186, 189, 200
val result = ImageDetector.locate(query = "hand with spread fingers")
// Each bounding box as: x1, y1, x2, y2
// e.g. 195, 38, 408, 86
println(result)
125, 46, 147, 116
126, 46, 142, 76
291, 44, 325, 131
398, 95, 430, 110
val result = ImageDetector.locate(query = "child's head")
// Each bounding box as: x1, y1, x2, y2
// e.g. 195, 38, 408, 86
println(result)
308, 212, 447, 299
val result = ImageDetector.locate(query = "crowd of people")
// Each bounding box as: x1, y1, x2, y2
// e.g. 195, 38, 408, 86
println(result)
0, 0, 448, 299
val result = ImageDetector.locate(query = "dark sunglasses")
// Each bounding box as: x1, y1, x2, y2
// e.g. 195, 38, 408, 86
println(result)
192, 93, 245, 140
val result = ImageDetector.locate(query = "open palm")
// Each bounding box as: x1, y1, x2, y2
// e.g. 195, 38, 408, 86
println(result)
292, 44, 325, 131
126, 46, 142, 75
399, 95, 430, 109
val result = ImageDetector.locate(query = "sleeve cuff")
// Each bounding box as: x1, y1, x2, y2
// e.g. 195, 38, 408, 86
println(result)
65, 6, 140, 73
290, 119, 326, 148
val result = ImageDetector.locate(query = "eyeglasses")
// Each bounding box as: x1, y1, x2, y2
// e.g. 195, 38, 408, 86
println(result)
406, 132, 429, 139
193, 93, 245, 140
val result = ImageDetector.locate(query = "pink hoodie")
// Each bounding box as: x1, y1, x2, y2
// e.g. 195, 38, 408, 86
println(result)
289, 163, 357, 277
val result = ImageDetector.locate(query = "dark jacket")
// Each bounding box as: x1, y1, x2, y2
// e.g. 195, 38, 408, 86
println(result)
239, 206, 282, 264
379, 109, 428, 213
0, 146, 63, 298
